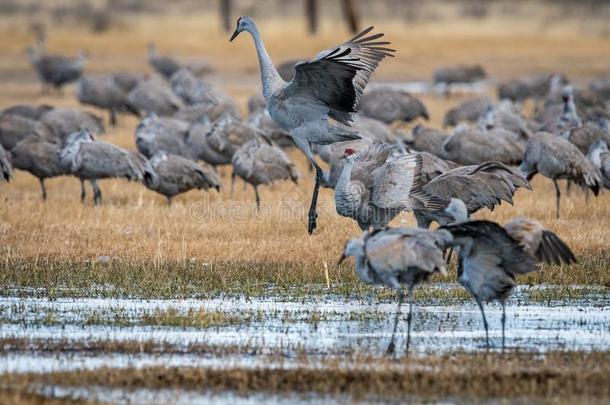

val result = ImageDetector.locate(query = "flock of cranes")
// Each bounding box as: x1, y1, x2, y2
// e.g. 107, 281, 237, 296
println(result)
1, 17, 609, 354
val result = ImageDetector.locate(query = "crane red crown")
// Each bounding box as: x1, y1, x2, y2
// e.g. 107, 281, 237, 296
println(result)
344, 148, 356, 156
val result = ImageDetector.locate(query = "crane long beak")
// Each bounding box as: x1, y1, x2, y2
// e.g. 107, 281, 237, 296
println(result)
337, 253, 346, 265
229, 29, 240, 42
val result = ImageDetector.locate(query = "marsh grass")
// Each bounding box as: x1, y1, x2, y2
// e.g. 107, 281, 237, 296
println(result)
3, 351, 610, 400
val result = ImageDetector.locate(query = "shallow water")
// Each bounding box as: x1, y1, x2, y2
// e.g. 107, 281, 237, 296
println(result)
0, 286, 608, 376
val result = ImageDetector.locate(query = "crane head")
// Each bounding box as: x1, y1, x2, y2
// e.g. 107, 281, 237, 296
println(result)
343, 148, 357, 157
230, 16, 254, 42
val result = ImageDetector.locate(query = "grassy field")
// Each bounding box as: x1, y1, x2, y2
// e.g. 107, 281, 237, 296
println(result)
0, 13, 610, 299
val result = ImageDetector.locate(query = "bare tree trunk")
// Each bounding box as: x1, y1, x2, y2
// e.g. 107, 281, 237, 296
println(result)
220, 0, 232, 32
341, 0, 359, 33
305, 0, 318, 34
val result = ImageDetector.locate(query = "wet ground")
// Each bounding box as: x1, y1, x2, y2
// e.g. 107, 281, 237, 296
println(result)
1, 285, 608, 376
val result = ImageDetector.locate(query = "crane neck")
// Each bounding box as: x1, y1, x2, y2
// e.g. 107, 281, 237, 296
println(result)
247, 24, 283, 99
336, 158, 355, 191
588, 147, 603, 169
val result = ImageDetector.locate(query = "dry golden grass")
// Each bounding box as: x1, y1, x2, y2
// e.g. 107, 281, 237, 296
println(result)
0, 13, 609, 295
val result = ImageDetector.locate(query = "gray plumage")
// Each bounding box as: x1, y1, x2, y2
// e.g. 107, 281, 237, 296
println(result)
414, 161, 531, 229
27, 47, 88, 91
10, 134, 68, 200
187, 114, 259, 167
135, 114, 192, 159
478, 100, 533, 139
587, 140, 610, 189
0, 143, 12, 181
2, 104, 53, 120
441, 198, 576, 348
433, 64, 486, 84
440, 124, 524, 165
338, 226, 452, 355
247, 108, 293, 148
0, 114, 56, 150
443, 96, 493, 127
404, 125, 448, 156
231, 137, 299, 208
76, 75, 138, 126
230, 17, 394, 234
40, 107, 105, 142
127, 77, 183, 116
170, 68, 230, 107
498, 73, 568, 102
174, 101, 240, 125
144, 151, 221, 205
111, 72, 140, 93
334, 144, 446, 231
519, 131, 602, 218
148, 43, 181, 80
59, 130, 151, 205
358, 88, 429, 124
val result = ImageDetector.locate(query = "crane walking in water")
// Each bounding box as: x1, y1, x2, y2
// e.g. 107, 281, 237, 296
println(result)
230, 16, 394, 234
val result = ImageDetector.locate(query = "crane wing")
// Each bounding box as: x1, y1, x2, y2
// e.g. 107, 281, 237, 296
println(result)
285, 26, 395, 125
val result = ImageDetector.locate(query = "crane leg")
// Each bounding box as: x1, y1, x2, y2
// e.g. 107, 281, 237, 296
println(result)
501, 301, 506, 351
230, 171, 236, 197
39, 178, 47, 201
475, 298, 489, 350
405, 287, 414, 356
80, 179, 86, 203
254, 185, 260, 211
91, 179, 102, 205
385, 289, 403, 357
308, 163, 323, 234
444, 246, 454, 264
167, 196, 172, 206
553, 180, 561, 219
565, 180, 571, 196
109, 109, 117, 127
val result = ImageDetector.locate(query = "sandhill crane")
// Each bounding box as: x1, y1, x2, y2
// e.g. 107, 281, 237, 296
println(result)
519, 132, 601, 218
59, 130, 150, 205
144, 151, 221, 205
10, 134, 68, 200
334, 144, 445, 230
0, 143, 12, 182
247, 108, 293, 148
0, 114, 55, 150
127, 77, 183, 116
404, 125, 448, 156
170, 68, 227, 107
498, 73, 568, 102
441, 198, 576, 349
110, 72, 140, 93
2, 104, 53, 120
26, 47, 88, 93
478, 100, 533, 139
440, 124, 524, 165
147, 43, 181, 80
433, 65, 486, 85
230, 17, 394, 234
414, 162, 530, 229
76, 75, 138, 126
40, 107, 105, 141
135, 114, 192, 159
358, 88, 428, 124
587, 140, 610, 189
443, 96, 493, 128
187, 114, 258, 169
232, 138, 299, 208
338, 227, 452, 355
